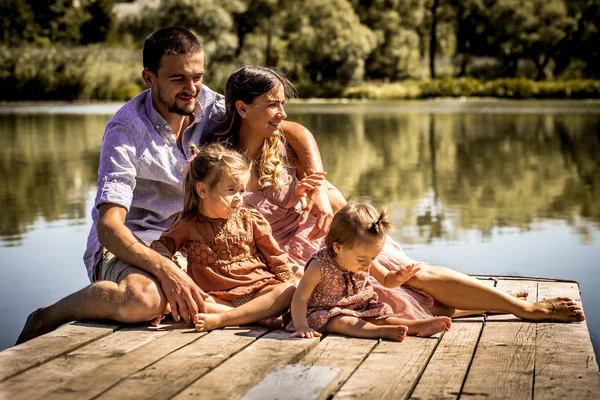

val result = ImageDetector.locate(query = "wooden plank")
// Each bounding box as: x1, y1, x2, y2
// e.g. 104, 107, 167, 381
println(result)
97, 326, 268, 400
410, 322, 483, 400
534, 281, 600, 399
242, 364, 340, 400
487, 279, 538, 321
461, 322, 535, 399
173, 330, 320, 400
334, 336, 439, 399
46, 322, 202, 400
295, 335, 378, 399
0, 321, 119, 382
0, 327, 167, 400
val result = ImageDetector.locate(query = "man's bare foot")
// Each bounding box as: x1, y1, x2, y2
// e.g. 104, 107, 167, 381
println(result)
413, 316, 452, 337
16, 308, 53, 345
257, 315, 284, 329
379, 325, 408, 342
193, 313, 223, 332
524, 297, 585, 322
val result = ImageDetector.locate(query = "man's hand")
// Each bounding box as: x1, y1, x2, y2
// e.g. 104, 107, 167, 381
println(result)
157, 259, 208, 323
299, 180, 334, 240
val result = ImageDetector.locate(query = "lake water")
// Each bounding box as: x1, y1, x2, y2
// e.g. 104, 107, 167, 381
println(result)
1, 99, 599, 355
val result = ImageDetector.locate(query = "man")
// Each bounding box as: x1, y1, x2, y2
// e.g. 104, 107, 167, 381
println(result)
16, 26, 333, 343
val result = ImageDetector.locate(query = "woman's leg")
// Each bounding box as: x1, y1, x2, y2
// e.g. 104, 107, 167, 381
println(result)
367, 316, 451, 337
194, 283, 295, 331
406, 265, 584, 322
326, 315, 408, 342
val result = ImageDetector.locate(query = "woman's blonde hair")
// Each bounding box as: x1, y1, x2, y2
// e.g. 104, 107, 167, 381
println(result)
217, 65, 297, 188
325, 202, 393, 255
183, 142, 249, 217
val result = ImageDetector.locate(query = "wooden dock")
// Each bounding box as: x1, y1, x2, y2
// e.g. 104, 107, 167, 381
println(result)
1, 277, 598, 399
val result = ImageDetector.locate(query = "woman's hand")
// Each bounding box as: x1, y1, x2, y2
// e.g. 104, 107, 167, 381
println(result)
291, 327, 322, 339
295, 172, 327, 210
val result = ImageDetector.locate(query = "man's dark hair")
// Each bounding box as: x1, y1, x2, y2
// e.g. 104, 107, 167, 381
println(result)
143, 26, 203, 73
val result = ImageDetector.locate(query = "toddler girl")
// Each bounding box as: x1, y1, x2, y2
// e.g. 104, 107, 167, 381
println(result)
289, 202, 452, 341
151, 143, 296, 331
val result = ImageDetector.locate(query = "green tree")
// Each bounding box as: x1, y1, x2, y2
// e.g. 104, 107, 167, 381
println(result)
283, 0, 376, 94
80, 0, 116, 44
0, 0, 40, 45
29, 0, 88, 45
350, 0, 424, 80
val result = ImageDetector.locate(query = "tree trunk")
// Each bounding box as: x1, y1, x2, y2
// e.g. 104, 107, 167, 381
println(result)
429, 0, 440, 79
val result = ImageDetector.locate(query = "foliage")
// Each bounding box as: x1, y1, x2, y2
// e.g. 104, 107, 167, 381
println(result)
343, 78, 600, 99
1, 0, 600, 99
0, 46, 143, 101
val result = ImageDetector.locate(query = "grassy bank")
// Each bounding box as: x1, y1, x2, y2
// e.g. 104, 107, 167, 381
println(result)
342, 78, 600, 100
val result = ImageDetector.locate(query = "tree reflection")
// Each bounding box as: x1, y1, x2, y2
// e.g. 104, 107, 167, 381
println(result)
297, 107, 600, 244
0, 114, 106, 245
1, 106, 599, 246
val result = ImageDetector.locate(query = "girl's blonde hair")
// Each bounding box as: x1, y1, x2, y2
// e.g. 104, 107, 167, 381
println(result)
325, 202, 393, 255
217, 65, 297, 188
183, 142, 249, 217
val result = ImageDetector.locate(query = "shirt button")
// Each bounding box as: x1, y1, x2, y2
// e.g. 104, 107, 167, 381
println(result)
155, 125, 160, 129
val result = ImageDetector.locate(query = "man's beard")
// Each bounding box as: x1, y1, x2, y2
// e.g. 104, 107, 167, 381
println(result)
157, 85, 196, 116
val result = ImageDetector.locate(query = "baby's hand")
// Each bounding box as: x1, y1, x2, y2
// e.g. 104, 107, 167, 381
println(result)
291, 327, 322, 339
389, 263, 422, 286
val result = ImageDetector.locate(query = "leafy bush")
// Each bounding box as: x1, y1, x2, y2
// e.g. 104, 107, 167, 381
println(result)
342, 78, 600, 100
0, 46, 143, 101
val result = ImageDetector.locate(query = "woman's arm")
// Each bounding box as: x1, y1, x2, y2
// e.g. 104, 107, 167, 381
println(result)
281, 121, 333, 239
290, 259, 322, 338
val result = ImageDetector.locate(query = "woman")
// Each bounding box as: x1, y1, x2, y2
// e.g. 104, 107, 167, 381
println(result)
215, 65, 584, 323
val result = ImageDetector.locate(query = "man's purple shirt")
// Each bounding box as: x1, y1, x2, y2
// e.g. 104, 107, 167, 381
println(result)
83, 86, 225, 281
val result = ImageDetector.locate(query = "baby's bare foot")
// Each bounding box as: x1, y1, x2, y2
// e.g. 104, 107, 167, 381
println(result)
508, 290, 529, 300
148, 314, 165, 327
415, 317, 452, 337
527, 297, 585, 322
16, 308, 53, 345
258, 315, 284, 330
380, 325, 408, 342
194, 313, 222, 332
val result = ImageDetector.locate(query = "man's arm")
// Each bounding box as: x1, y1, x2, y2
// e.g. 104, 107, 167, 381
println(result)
281, 120, 333, 239
97, 203, 207, 322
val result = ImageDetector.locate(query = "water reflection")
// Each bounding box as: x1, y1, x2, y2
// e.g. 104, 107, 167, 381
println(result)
0, 106, 599, 246
293, 110, 600, 245
0, 114, 107, 245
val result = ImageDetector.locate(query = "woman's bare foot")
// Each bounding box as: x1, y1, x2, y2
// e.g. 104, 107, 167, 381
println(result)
16, 308, 54, 345
193, 313, 223, 332
524, 297, 585, 322
413, 317, 452, 337
379, 325, 408, 342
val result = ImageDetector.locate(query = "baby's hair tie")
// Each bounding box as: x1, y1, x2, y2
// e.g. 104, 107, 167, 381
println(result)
187, 153, 197, 166
218, 154, 223, 160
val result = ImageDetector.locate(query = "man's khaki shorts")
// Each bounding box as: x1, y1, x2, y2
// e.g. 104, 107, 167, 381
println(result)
93, 248, 188, 283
